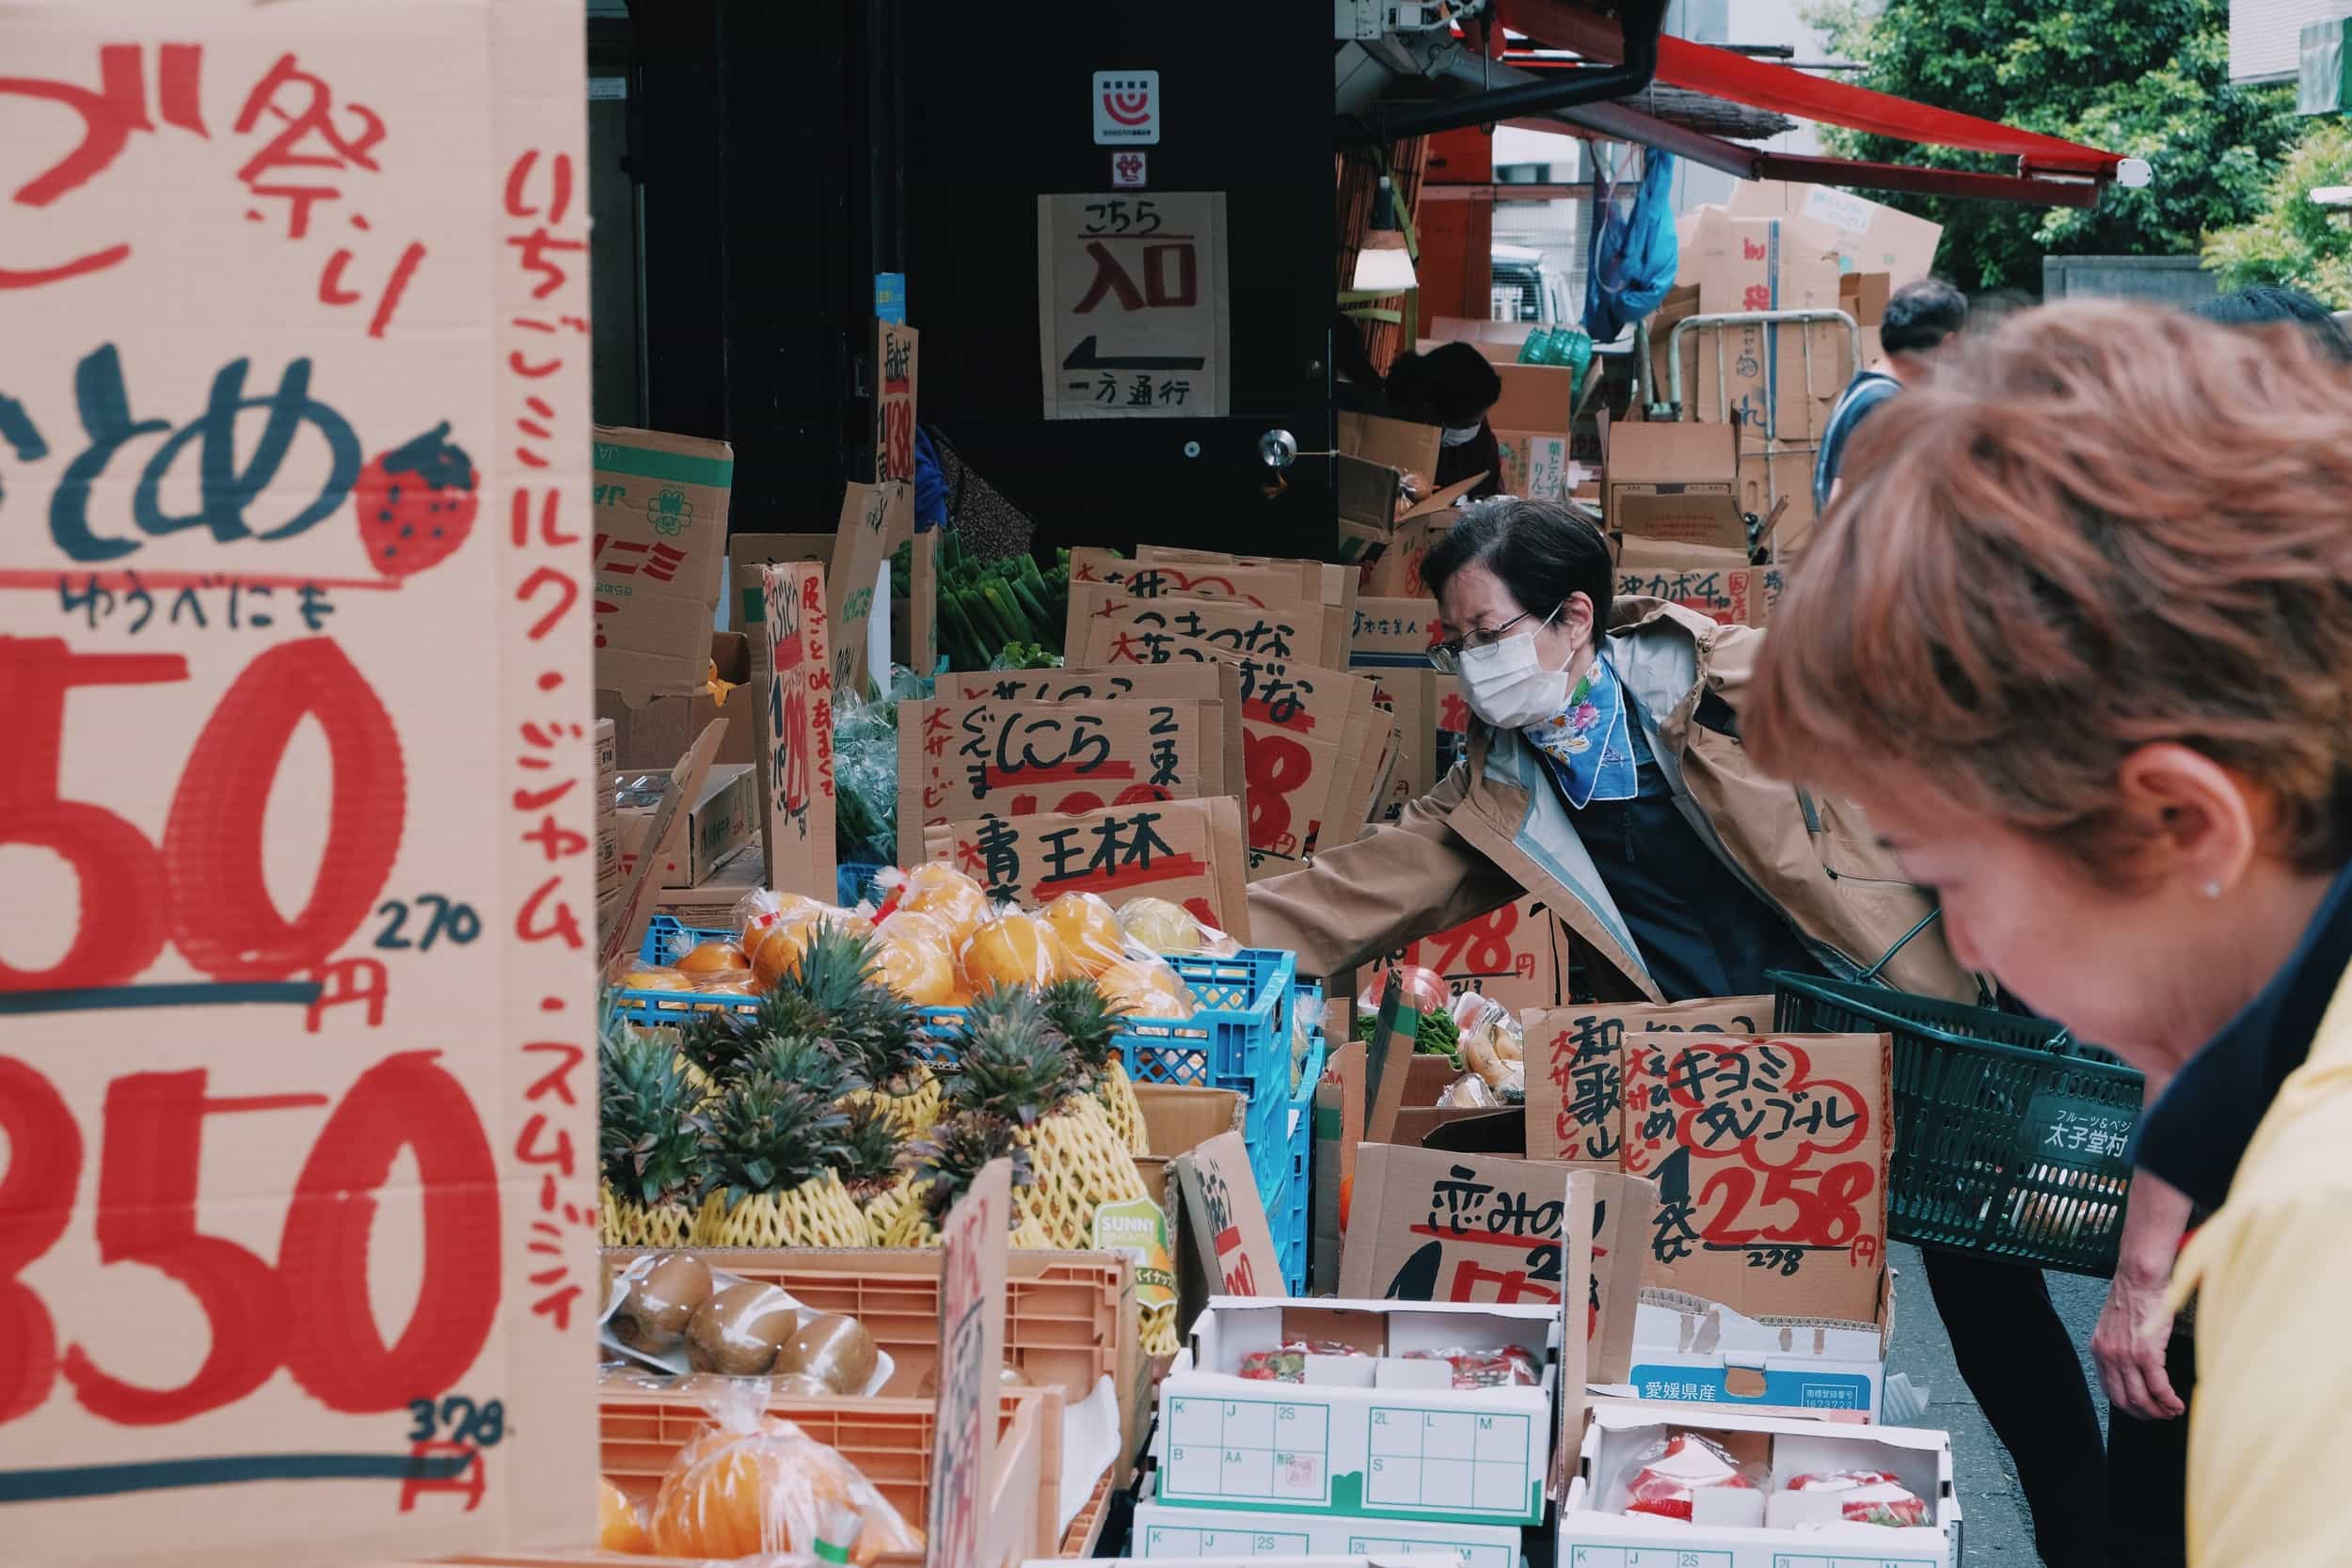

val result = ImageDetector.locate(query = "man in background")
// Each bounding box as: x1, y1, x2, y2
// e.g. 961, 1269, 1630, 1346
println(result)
1811, 277, 1969, 513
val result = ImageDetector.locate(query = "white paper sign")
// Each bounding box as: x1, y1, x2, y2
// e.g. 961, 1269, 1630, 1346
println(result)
1038, 191, 1230, 420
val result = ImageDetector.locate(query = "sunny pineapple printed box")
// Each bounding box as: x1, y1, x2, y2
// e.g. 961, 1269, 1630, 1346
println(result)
1154, 1300, 1564, 1528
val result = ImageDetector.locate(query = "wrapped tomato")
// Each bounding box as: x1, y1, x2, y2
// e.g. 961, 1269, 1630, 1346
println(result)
1785, 1470, 1929, 1528
1406, 1345, 1541, 1389
1236, 1342, 1366, 1383
1620, 1432, 1757, 1521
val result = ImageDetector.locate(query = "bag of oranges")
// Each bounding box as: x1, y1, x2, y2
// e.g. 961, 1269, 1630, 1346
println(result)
868, 911, 959, 1006
647, 1383, 922, 1562
960, 908, 1078, 991
880, 862, 992, 951
1040, 891, 1125, 977
1096, 948, 1197, 1021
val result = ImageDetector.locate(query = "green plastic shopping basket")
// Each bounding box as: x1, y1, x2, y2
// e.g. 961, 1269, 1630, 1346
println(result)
1768, 914, 2145, 1276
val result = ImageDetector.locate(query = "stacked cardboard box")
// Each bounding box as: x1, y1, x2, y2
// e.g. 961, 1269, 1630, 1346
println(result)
612, 761, 757, 896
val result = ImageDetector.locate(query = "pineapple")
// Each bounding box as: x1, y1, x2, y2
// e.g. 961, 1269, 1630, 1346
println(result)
675, 1008, 761, 1092
690, 1037, 871, 1248
839, 1096, 916, 1243
1042, 976, 1150, 1155
765, 924, 942, 1136
943, 985, 1153, 1251
597, 1001, 703, 1247
882, 1109, 1054, 1250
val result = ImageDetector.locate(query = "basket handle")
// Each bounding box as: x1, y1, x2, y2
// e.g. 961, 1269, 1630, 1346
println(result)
1855, 904, 2004, 1013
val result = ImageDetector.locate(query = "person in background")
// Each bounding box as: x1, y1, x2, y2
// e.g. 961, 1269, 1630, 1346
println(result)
1747, 300, 2352, 1568
2195, 282, 2352, 362
1384, 341, 1504, 499
1811, 277, 1970, 513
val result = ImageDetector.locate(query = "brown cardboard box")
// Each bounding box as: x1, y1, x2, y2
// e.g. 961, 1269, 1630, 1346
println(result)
1365, 894, 1571, 1019
1679, 209, 1847, 445
1606, 420, 1746, 552
1173, 1132, 1287, 1300
1135, 1086, 1247, 1333
612, 761, 757, 889
1622, 1030, 1891, 1324
1068, 582, 1347, 669
1729, 179, 1943, 289
1333, 458, 1480, 597
1070, 548, 1343, 611
594, 717, 617, 777
1490, 360, 1577, 436
1131, 546, 1357, 610
1613, 537, 1769, 627
1337, 1148, 1648, 1381
1494, 429, 1573, 502
593, 426, 734, 701
919, 795, 1252, 942
1338, 409, 1441, 479
651, 841, 767, 927
934, 663, 1248, 822
596, 629, 764, 772
899, 694, 1231, 841
1427, 315, 1534, 362
1522, 997, 1776, 1164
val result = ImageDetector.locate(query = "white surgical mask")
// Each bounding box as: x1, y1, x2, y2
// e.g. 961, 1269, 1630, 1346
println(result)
1439, 420, 1485, 448
1457, 614, 1571, 729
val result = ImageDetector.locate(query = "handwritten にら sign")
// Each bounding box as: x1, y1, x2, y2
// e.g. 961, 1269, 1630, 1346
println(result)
0, 7, 596, 1564
898, 694, 1227, 841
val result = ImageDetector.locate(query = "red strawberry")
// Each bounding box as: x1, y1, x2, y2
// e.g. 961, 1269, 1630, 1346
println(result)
355, 422, 480, 578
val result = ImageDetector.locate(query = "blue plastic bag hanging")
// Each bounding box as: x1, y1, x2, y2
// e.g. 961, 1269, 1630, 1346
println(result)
1584, 146, 1678, 342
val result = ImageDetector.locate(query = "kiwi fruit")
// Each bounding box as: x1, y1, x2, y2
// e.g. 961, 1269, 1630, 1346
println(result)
776, 1311, 879, 1395
768, 1371, 834, 1398
685, 1282, 800, 1375
611, 1252, 712, 1354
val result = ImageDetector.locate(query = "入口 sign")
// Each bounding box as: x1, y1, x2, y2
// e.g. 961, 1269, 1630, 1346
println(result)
1092, 69, 1160, 144
1038, 191, 1228, 420
0, 4, 595, 1562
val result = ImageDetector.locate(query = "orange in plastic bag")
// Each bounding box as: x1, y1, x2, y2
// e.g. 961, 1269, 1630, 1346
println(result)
618, 965, 691, 992
894, 861, 991, 945
598, 1476, 651, 1554
960, 909, 1077, 991
649, 1407, 924, 1563
869, 911, 958, 1006
1097, 953, 1196, 1020
1041, 891, 1125, 977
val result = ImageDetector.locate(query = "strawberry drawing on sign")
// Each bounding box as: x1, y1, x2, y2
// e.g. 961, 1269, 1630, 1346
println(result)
355, 421, 479, 577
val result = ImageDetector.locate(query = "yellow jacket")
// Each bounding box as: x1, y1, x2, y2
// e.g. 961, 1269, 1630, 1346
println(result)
2164, 957, 2352, 1565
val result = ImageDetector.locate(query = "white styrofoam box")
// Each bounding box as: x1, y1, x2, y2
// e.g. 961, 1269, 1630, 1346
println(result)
1559, 1403, 1960, 1568
1132, 1472, 1524, 1567
1626, 1289, 1888, 1421
1154, 1299, 1565, 1528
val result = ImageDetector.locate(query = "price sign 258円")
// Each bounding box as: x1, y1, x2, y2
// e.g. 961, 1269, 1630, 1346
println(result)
0, 5, 596, 1564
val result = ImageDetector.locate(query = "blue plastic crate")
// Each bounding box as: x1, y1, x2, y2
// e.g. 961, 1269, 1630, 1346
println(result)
608, 915, 760, 1025
1273, 1040, 1323, 1295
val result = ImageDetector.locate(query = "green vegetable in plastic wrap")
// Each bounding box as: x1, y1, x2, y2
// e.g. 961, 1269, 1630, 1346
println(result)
832, 686, 901, 864
1348, 1003, 1463, 1066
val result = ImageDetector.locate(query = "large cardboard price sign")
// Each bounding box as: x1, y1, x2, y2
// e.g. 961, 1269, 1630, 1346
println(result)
1068, 547, 1323, 610
898, 695, 1227, 838
933, 661, 1247, 811
920, 797, 1251, 942
1621, 1032, 1890, 1323
1068, 581, 1346, 668
763, 563, 838, 902
0, 7, 594, 1563
1522, 997, 1774, 1164
873, 320, 919, 485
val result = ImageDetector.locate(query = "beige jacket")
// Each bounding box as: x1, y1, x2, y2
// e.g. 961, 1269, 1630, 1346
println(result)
1248, 599, 1973, 1004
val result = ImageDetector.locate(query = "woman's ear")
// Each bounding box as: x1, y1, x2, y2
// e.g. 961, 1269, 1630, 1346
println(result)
2112, 743, 2260, 894
1561, 592, 1597, 648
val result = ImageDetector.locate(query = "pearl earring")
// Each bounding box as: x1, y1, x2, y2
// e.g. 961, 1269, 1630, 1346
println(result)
2203, 881, 2223, 899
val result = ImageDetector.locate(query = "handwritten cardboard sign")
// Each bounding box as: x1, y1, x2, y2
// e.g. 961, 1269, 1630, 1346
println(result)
1172, 1132, 1286, 1299
909, 526, 939, 677
919, 796, 1252, 942
1522, 997, 1775, 1164
1131, 546, 1358, 610
1337, 1150, 1648, 1382
0, 8, 595, 1560
763, 562, 839, 900
928, 1158, 1009, 1568
1368, 896, 1571, 1021
934, 661, 1247, 809
1068, 581, 1347, 668
1614, 539, 1770, 628
1622, 1032, 1890, 1323
1038, 192, 1230, 420
898, 695, 1227, 838
1069, 547, 1343, 612
874, 319, 919, 485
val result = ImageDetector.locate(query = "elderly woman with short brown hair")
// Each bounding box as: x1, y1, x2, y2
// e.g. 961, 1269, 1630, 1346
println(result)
1748, 299, 2352, 1568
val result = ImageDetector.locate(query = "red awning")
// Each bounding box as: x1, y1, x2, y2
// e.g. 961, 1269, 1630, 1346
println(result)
1501, 1, 2143, 204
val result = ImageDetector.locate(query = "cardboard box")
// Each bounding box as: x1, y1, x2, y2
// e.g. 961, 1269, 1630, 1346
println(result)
1561, 1405, 1958, 1567
1613, 538, 1769, 626
1729, 179, 1944, 290
594, 716, 617, 776
1677, 209, 1848, 445
1522, 996, 1775, 1164
1426, 315, 1534, 365
1488, 361, 1576, 438
935, 663, 1248, 824
1137, 1087, 1246, 1347
596, 629, 765, 773
651, 841, 766, 927
920, 796, 1252, 943
1629, 1287, 1889, 1419
1336, 1150, 1646, 1384
1492, 429, 1571, 502
593, 426, 734, 702
1155, 1300, 1570, 1527
1174, 1132, 1289, 1303
1622, 1032, 1891, 1326
900, 694, 1232, 841
1132, 547, 1359, 611
1338, 410, 1442, 482
1605, 420, 1745, 552
1072, 549, 1350, 612
1071, 582, 1348, 670
612, 761, 756, 889
1130, 1473, 1523, 1564
1333, 461, 1479, 598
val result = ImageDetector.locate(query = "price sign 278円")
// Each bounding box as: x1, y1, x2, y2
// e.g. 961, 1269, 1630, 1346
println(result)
0, 5, 596, 1564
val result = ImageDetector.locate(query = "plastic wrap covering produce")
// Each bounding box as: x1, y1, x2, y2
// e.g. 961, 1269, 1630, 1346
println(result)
834, 689, 900, 865
867, 909, 959, 1006
960, 908, 1079, 991
1041, 891, 1126, 978
1405, 1345, 1541, 1389
1115, 895, 1239, 958
1353, 966, 1460, 1062
1237, 1341, 1368, 1382
1784, 1470, 1929, 1528
876, 863, 991, 953
647, 1381, 925, 1562
604, 1253, 888, 1393
1095, 948, 1197, 1022
1618, 1432, 1760, 1522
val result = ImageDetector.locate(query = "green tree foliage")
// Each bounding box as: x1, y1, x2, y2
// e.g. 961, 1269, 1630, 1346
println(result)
2203, 118, 2352, 304
1807, 0, 2297, 293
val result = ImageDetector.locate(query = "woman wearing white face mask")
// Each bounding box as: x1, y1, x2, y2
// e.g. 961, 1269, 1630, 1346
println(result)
1384, 344, 1502, 502
1247, 496, 1973, 1006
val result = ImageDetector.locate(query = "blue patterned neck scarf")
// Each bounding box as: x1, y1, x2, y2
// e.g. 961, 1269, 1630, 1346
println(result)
1524, 652, 1638, 808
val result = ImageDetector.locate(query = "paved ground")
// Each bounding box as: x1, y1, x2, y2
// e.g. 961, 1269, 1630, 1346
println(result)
1882, 1243, 2112, 1566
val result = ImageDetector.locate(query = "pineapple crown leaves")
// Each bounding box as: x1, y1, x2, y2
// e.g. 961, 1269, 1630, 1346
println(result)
696, 1071, 852, 1205
597, 1004, 704, 1207
909, 1109, 1036, 1226
763, 924, 923, 1088
1039, 976, 1126, 1079
746, 1031, 865, 1101
677, 1008, 763, 1084
836, 1096, 910, 1196
943, 983, 1081, 1127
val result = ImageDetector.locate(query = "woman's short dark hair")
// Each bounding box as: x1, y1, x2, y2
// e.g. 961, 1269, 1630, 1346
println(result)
1882, 277, 1970, 356
1422, 497, 1614, 630
2195, 285, 2352, 363
1387, 343, 1504, 427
